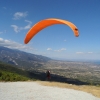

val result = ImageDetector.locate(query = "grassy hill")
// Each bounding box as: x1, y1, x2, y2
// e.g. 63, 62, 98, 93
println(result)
0, 61, 51, 82
0, 71, 29, 81
0, 61, 34, 81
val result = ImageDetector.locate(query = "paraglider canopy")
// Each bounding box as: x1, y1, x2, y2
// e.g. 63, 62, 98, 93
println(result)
24, 18, 79, 44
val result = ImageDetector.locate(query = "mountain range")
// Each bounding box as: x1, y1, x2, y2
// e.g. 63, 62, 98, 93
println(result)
0, 46, 51, 70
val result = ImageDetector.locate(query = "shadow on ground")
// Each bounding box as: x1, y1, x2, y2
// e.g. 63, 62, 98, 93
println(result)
28, 71, 89, 85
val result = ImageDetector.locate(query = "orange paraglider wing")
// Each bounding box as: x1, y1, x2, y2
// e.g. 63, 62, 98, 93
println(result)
24, 18, 79, 44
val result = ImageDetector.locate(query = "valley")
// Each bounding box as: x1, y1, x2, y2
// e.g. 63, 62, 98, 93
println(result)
0, 46, 100, 85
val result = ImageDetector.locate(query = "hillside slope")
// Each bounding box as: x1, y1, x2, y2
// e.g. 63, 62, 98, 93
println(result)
0, 46, 51, 69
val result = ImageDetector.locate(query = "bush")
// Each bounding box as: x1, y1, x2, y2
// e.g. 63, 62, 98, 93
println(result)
0, 70, 29, 82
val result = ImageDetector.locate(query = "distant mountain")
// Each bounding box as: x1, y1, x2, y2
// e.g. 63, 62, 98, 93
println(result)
0, 46, 51, 69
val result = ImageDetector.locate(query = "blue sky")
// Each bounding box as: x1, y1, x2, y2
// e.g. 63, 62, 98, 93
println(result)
0, 0, 100, 60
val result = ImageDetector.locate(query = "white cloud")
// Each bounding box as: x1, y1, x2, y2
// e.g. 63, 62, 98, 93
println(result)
54, 48, 66, 52
61, 48, 66, 51
76, 52, 93, 54
0, 30, 6, 34
88, 52, 93, 54
0, 38, 35, 52
13, 12, 28, 20
54, 50, 61, 52
24, 20, 32, 29
11, 25, 19, 33
47, 48, 66, 52
76, 52, 84, 54
0, 38, 3, 41
47, 48, 52, 51
11, 20, 32, 33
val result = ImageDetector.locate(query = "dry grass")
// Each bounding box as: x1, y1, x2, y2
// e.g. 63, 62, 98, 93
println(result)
37, 81, 100, 98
